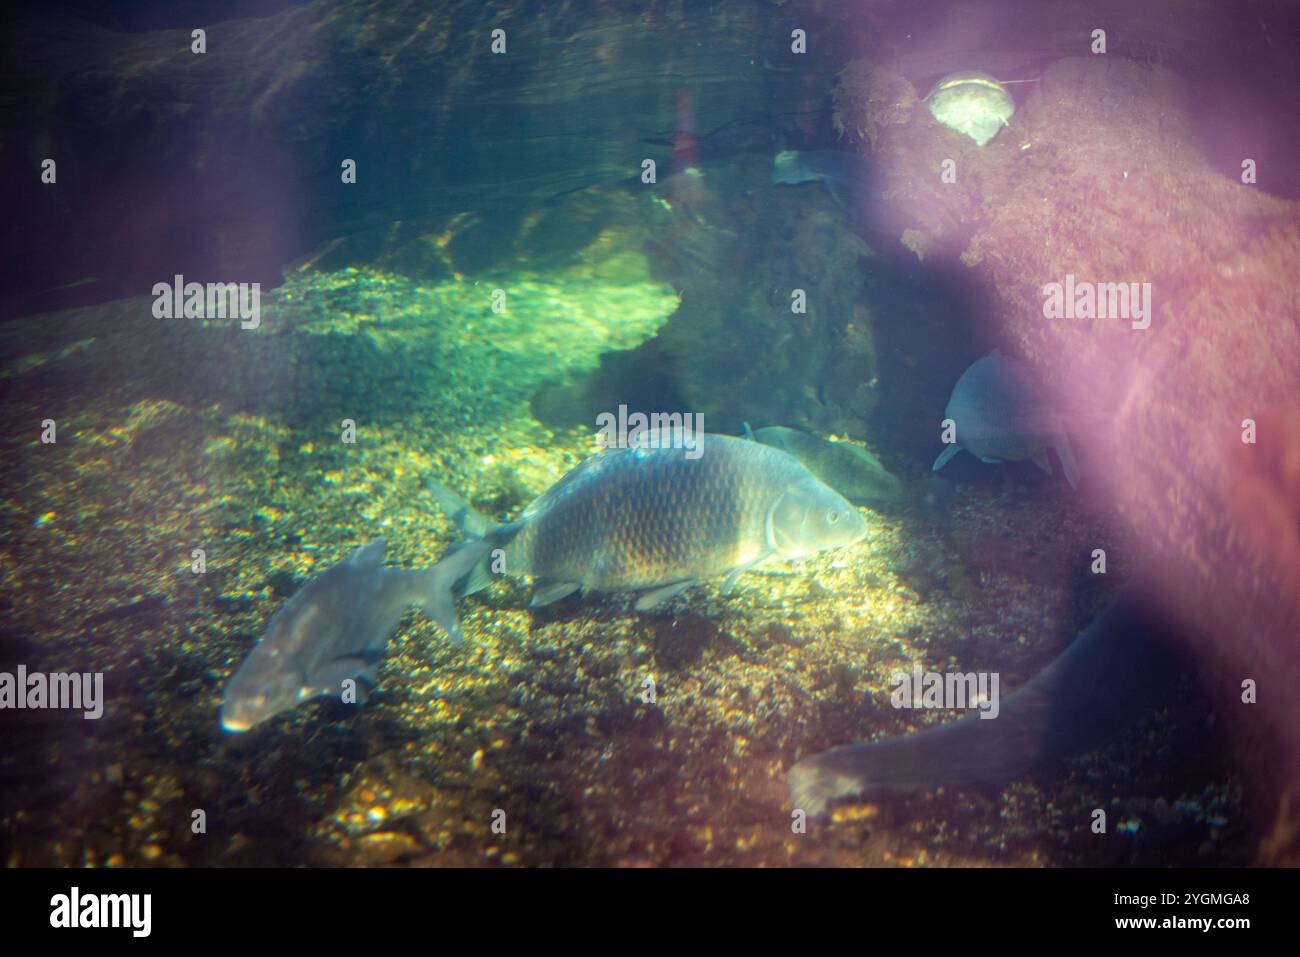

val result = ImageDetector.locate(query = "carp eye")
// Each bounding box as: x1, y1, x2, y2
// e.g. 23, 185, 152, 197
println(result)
826, 509, 840, 525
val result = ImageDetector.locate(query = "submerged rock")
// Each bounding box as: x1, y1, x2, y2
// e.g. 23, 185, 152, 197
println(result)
923, 70, 1015, 146
822, 53, 1300, 858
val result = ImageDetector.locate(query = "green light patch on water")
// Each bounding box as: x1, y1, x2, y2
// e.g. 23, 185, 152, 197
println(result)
283, 253, 676, 360
269, 250, 678, 425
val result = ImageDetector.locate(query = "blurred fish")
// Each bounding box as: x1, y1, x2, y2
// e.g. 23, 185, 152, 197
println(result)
771, 150, 870, 213
671, 87, 699, 175
424, 432, 867, 640
220, 539, 434, 732
743, 424, 905, 510
932, 350, 1080, 488
787, 588, 1182, 817
664, 87, 710, 211
914, 473, 957, 521
923, 71, 1015, 147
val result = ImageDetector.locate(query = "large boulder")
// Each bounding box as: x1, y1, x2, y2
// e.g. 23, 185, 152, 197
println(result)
838, 53, 1300, 858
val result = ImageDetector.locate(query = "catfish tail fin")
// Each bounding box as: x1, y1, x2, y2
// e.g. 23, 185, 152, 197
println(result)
417, 541, 490, 643
423, 478, 526, 642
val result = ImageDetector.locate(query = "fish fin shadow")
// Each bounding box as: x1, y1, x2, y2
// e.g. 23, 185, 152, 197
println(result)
634, 580, 694, 611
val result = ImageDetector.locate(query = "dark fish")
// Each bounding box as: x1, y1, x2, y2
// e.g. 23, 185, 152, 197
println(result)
745, 424, 905, 509
787, 589, 1181, 817
220, 539, 433, 732
771, 150, 871, 214
424, 433, 867, 640
932, 350, 1080, 488
83, 594, 168, 626
913, 473, 957, 521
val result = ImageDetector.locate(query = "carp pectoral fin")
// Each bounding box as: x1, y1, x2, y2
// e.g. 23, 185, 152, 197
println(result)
309, 656, 373, 702
721, 553, 772, 594
634, 580, 694, 611
1031, 448, 1053, 475
530, 580, 581, 607
344, 670, 375, 705
932, 444, 962, 471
